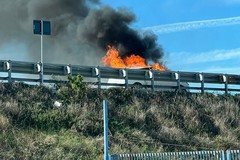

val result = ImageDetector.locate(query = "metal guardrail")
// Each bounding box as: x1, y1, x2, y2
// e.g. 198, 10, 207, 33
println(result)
110, 150, 240, 160
1, 60, 240, 93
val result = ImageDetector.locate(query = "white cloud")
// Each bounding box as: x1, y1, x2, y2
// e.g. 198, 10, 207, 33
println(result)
170, 48, 240, 65
143, 16, 240, 34
167, 48, 240, 74
201, 67, 240, 74
221, 0, 240, 4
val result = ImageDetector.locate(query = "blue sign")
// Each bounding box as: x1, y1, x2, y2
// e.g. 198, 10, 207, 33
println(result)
43, 21, 51, 35
33, 20, 51, 35
33, 20, 41, 35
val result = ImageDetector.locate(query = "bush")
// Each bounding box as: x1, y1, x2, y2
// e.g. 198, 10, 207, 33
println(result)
56, 75, 88, 104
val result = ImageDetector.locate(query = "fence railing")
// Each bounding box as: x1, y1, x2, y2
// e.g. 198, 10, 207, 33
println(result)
1, 60, 240, 93
110, 150, 240, 160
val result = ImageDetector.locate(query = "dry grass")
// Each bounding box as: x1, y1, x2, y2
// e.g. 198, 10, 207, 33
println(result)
0, 83, 240, 159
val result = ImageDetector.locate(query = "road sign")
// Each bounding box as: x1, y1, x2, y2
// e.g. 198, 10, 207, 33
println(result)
33, 20, 51, 84
33, 20, 41, 35
43, 21, 51, 35
33, 20, 51, 35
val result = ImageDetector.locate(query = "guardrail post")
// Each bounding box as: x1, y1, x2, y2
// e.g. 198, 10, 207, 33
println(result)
199, 73, 204, 94
223, 75, 228, 94
149, 70, 154, 92
39, 62, 43, 84
175, 72, 180, 91
35, 62, 42, 84
66, 64, 72, 77
94, 67, 101, 89
122, 69, 128, 88
5, 60, 12, 83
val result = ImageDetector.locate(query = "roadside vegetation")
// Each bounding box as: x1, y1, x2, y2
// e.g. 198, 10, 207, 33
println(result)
0, 76, 240, 159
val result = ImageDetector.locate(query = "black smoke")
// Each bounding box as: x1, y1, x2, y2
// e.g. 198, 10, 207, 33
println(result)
79, 6, 164, 63
0, 0, 164, 65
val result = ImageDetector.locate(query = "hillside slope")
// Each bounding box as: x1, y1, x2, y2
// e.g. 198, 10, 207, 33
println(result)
0, 82, 240, 159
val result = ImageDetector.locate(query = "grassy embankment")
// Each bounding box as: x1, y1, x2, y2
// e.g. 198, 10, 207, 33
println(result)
0, 76, 240, 159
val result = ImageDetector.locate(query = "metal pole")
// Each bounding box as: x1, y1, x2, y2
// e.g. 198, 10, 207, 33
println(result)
103, 100, 109, 160
40, 20, 43, 84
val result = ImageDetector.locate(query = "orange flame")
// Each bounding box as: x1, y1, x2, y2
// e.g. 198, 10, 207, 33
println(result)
102, 46, 165, 71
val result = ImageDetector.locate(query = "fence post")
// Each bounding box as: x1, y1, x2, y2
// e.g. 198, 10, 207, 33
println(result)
103, 100, 109, 160
226, 150, 231, 160
221, 150, 226, 160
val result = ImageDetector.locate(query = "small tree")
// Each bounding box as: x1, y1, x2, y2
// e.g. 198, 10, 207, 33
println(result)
67, 75, 86, 93
56, 75, 87, 104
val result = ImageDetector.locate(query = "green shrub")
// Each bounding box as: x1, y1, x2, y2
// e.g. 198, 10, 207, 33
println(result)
56, 75, 88, 105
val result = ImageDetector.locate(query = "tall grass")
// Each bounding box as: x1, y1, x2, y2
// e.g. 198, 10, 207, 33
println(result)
0, 82, 239, 159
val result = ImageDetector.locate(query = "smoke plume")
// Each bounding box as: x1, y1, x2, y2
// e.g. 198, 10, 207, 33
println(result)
0, 0, 164, 65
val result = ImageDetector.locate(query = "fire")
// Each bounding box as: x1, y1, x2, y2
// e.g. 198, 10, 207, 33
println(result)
102, 46, 126, 68
102, 46, 165, 71
152, 63, 165, 71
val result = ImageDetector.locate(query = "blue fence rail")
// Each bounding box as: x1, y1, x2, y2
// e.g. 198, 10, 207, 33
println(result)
110, 150, 239, 160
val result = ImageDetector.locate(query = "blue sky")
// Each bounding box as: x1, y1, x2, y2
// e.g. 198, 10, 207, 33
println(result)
101, 0, 240, 74
0, 0, 240, 74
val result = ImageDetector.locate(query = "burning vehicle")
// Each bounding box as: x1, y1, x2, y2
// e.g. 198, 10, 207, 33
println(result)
102, 46, 189, 91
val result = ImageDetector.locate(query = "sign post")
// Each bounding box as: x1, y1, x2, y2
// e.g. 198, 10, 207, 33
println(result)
33, 20, 51, 84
